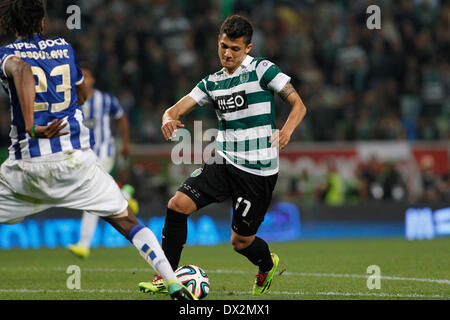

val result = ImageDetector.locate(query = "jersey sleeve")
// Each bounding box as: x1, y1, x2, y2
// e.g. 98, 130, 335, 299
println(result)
188, 77, 211, 106
0, 47, 16, 80
109, 94, 124, 119
256, 60, 291, 93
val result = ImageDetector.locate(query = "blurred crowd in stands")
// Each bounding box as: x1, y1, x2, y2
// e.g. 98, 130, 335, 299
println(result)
1, 0, 448, 145
285, 153, 450, 206
0, 0, 448, 205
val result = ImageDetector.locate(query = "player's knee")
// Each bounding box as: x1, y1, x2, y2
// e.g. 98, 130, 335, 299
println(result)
104, 208, 138, 237
167, 195, 195, 215
230, 235, 252, 251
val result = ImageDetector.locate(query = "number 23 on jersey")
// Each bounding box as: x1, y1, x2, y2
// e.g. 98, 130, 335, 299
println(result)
32, 64, 71, 113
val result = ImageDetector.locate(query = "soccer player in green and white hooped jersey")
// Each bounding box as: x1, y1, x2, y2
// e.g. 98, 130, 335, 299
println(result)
139, 15, 307, 296
194, 55, 289, 176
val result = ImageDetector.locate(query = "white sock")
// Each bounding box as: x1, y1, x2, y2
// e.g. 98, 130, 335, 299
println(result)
79, 212, 99, 249
128, 225, 177, 284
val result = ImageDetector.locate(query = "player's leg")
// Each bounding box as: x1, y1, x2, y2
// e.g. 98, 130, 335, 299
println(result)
0, 187, 49, 224
69, 185, 138, 258
231, 232, 273, 271
139, 162, 228, 294
103, 207, 196, 300
71, 153, 176, 284
69, 150, 138, 258
60, 149, 196, 300
162, 191, 197, 269
163, 162, 227, 271
79, 212, 98, 248
103, 208, 176, 283
138, 191, 196, 294
231, 201, 278, 295
68, 155, 112, 258
68, 211, 98, 258
0, 160, 51, 224
229, 168, 279, 295
231, 230, 279, 295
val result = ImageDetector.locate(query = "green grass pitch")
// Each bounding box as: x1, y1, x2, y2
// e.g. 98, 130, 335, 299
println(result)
0, 237, 449, 300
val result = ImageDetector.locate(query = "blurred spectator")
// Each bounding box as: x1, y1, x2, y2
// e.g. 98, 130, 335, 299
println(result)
419, 154, 441, 201
441, 163, 450, 203
382, 162, 408, 201
359, 155, 385, 201
319, 160, 346, 206
293, 169, 322, 206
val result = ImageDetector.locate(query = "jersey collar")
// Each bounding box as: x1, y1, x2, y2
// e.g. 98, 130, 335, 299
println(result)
241, 54, 253, 69
223, 54, 253, 77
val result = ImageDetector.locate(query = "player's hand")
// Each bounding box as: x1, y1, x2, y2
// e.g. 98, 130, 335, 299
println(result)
161, 120, 185, 140
32, 119, 69, 139
269, 128, 292, 150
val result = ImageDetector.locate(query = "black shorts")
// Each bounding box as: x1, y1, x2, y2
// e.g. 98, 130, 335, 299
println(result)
178, 155, 278, 236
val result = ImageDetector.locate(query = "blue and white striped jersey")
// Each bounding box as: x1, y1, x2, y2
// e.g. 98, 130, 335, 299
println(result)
0, 34, 93, 160
81, 89, 124, 161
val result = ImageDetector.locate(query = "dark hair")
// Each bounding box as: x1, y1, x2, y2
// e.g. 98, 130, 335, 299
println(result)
219, 15, 253, 45
0, 0, 46, 38
79, 62, 95, 73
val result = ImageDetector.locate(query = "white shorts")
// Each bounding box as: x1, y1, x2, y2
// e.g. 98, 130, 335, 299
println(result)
0, 149, 128, 224
99, 155, 115, 173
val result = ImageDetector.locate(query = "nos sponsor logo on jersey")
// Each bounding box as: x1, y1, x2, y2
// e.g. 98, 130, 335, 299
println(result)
213, 91, 248, 114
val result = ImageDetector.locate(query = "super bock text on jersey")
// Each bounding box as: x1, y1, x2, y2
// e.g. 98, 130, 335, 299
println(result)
0, 34, 92, 160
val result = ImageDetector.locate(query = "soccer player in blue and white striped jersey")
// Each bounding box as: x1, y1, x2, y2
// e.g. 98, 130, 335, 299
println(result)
81, 66, 130, 165
69, 66, 137, 258
0, 0, 195, 300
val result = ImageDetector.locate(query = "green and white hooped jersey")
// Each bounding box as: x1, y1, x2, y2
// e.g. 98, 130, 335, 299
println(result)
188, 55, 291, 176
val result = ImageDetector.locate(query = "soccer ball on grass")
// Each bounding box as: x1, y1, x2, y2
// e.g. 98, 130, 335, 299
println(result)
175, 265, 210, 299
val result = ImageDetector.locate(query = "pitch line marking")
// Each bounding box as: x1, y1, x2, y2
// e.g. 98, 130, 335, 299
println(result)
224, 290, 450, 299
1, 267, 449, 285
0, 288, 448, 299
211, 269, 450, 285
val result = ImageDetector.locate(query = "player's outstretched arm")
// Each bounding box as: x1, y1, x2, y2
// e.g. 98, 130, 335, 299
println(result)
76, 80, 88, 105
4, 56, 35, 134
4, 56, 68, 139
161, 95, 197, 140
117, 114, 130, 158
270, 82, 306, 150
